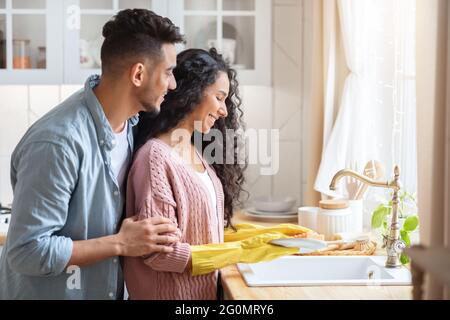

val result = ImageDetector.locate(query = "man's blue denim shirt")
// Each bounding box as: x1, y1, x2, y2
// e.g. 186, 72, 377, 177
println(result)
0, 75, 139, 299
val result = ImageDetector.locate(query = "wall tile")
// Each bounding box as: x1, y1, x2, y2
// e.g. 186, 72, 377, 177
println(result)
60, 85, 83, 102
278, 105, 302, 141
273, 48, 301, 130
0, 155, 13, 206
245, 162, 268, 187
243, 175, 272, 207
29, 85, 60, 125
273, 46, 301, 95
0, 86, 29, 156
273, 141, 302, 206
240, 85, 274, 203
240, 85, 272, 130
274, 5, 301, 64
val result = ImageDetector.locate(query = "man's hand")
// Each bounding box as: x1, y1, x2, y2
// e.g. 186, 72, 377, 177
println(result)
66, 215, 179, 268
116, 215, 179, 257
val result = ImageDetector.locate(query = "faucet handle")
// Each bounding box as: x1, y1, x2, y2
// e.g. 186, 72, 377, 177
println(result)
393, 239, 406, 253
394, 165, 400, 178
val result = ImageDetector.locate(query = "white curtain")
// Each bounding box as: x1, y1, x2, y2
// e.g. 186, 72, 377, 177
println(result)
315, 0, 417, 199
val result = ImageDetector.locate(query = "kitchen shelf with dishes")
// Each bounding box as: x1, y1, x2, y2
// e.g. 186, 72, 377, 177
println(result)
0, 0, 62, 84
242, 195, 298, 222
168, 0, 271, 86
0, 0, 271, 85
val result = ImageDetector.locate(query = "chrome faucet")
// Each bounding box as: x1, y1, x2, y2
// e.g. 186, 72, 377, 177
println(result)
329, 165, 406, 268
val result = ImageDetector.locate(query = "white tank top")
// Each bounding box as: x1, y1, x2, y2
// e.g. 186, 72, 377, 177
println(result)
111, 122, 129, 214
196, 169, 218, 232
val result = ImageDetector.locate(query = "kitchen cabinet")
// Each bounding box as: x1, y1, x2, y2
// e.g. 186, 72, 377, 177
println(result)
1, 0, 271, 85
167, 0, 272, 86
0, 0, 63, 84
63, 0, 167, 83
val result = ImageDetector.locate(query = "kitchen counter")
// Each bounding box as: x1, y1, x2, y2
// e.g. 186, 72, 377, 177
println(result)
0, 210, 414, 299
219, 210, 412, 300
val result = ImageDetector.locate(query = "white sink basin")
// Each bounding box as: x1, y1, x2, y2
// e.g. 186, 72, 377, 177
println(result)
237, 256, 411, 287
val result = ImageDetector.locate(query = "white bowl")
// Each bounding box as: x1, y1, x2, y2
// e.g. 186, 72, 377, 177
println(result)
252, 196, 296, 212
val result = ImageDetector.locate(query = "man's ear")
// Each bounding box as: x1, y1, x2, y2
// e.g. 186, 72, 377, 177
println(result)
130, 62, 146, 87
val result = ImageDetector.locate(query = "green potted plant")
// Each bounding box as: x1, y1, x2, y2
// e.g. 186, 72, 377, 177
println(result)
371, 190, 419, 264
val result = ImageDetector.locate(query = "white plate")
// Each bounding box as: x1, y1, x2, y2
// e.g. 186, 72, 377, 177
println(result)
246, 207, 297, 216
270, 238, 328, 253
243, 211, 298, 222
252, 196, 296, 212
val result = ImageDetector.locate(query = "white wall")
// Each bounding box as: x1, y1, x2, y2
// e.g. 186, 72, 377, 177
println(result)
236, 0, 305, 207
0, 84, 82, 205
272, 0, 304, 206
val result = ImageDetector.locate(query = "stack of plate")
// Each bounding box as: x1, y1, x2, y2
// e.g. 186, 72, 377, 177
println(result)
244, 196, 297, 221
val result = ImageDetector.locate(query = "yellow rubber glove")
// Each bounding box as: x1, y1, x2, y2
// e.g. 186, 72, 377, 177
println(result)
238, 232, 299, 263
224, 223, 312, 242
190, 232, 298, 276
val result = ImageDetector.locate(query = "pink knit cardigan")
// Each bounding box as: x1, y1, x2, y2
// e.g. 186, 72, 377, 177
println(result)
123, 138, 225, 300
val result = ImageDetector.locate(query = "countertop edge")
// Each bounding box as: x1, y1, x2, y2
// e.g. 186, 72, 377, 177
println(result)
220, 264, 413, 300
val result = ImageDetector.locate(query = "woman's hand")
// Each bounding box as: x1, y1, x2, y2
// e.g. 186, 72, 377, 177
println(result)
116, 215, 179, 257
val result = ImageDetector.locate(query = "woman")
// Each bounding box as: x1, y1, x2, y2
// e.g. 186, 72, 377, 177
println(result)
123, 48, 246, 300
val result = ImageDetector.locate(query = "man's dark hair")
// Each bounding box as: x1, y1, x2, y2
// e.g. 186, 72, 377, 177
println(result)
100, 9, 184, 76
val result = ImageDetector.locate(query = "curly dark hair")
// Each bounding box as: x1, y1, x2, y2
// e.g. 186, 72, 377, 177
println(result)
101, 9, 184, 76
135, 48, 247, 228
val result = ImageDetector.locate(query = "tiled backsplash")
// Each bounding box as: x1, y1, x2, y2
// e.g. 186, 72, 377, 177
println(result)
0, 84, 83, 205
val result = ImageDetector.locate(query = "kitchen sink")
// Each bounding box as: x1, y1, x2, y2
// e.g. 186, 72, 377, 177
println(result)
237, 256, 411, 287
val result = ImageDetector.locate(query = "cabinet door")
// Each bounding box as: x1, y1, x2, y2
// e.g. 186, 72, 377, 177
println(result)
168, 0, 271, 86
0, 0, 63, 84
63, 0, 167, 84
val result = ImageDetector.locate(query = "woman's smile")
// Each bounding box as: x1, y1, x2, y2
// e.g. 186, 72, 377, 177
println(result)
207, 113, 218, 126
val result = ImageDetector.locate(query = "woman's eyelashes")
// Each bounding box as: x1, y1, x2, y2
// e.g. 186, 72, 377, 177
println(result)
216, 94, 227, 102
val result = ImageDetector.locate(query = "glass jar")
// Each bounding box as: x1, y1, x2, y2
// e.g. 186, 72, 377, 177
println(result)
13, 39, 31, 69
0, 30, 4, 68
37, 46, 46, 69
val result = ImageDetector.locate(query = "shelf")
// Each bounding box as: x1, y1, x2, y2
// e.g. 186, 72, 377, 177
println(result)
1, 0, 271, 85
0, 0, 63, 84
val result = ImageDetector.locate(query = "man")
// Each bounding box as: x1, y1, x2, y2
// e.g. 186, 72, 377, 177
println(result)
0, 9, 184, 299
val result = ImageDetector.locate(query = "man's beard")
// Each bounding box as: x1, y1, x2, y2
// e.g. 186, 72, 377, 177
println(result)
141, 101, 160, 117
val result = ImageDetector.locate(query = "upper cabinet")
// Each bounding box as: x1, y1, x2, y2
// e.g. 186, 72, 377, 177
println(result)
63, 0, 165, 83
0, 0, 63, 84
168, 0, 271, 86
1, 0, 271, 85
